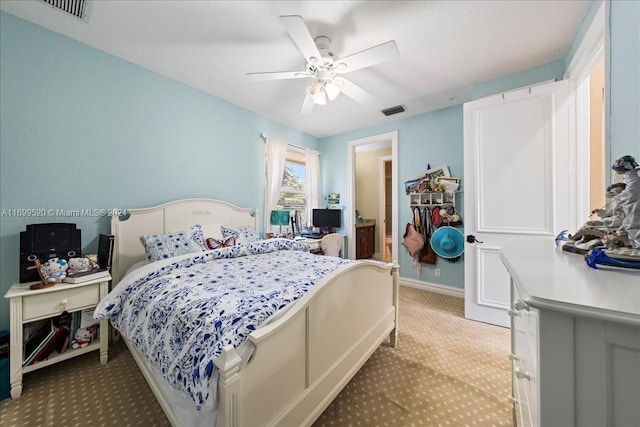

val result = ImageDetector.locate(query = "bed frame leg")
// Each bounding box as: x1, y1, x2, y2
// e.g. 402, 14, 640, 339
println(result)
215, 345, 242, 427
389, 328, 398, 347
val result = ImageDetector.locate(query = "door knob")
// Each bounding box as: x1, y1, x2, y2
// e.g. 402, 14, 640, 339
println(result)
466, 235, 483, 244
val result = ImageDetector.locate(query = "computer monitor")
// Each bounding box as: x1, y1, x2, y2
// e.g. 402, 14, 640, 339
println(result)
312, 209, 341, 234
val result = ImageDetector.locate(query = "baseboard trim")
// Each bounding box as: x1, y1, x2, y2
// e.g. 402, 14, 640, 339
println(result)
399, 277, 464, 298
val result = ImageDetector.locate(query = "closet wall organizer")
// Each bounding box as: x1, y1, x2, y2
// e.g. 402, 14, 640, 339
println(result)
404, 166, 464, 265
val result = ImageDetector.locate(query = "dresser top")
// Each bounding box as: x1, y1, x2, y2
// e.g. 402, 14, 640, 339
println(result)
501, 237, 640, 325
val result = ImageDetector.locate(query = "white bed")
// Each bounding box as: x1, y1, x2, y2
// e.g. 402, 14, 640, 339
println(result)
105, 198, 399, 427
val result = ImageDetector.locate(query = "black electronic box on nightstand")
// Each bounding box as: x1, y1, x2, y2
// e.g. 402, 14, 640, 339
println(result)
19, 223, 81, 283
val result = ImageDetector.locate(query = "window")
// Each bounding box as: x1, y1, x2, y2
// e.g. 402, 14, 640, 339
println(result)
276, 148, 308, 234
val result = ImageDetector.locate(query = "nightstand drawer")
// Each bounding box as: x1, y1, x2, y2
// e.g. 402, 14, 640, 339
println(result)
22, 285, 100, 321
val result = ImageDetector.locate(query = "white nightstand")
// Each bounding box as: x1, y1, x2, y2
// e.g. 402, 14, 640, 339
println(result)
3, 275, 110, 398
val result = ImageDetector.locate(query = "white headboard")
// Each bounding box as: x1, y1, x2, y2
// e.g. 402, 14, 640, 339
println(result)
111, 198, 258, 285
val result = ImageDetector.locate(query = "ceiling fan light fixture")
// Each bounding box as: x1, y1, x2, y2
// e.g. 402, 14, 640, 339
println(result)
307, 81, 327, 105
307, 81, 322, 97
314, 88, 327, 105
324, 81, 341, 101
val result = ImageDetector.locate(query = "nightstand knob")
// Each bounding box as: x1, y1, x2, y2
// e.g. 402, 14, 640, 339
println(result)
60, 299, 68, 310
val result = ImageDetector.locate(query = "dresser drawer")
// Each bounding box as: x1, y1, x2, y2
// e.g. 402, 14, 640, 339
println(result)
513, 360, 533, 427
513, 307, 538, 372
22, 285, 100, 321
511, 287, 540, 427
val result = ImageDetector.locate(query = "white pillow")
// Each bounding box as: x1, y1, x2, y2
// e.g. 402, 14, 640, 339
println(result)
221, 225, 262, 245
125, 260, 148, 276
200, 223, 224, 240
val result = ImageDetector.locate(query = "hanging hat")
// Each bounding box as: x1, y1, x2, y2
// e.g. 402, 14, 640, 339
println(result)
430, 226, 465, 259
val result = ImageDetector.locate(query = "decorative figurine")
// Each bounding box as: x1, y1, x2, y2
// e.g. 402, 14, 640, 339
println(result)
611, 155, 640, 249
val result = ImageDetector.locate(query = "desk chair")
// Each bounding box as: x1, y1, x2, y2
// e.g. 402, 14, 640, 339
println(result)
320, 233, 343, 257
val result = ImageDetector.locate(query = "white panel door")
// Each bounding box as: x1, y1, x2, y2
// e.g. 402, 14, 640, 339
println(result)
464, 80, 571, 327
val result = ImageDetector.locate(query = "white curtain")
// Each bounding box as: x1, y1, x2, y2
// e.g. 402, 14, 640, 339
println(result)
264, 136, 287, 234
305, 148, 321, 227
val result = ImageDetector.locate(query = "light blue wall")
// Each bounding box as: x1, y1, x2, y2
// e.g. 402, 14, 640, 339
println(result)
0, 12, 318, 329
321, 106, 465, 287
608, 0, 639, 160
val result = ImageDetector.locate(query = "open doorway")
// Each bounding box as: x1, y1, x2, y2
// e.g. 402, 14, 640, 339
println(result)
564, 1, 605, 227
589, 56, 605, 213
379, 156, 393, 262
347, 131, 398, 262
353, 147, 391, 260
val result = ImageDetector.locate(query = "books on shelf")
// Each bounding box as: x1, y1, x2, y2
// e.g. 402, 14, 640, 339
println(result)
79, 308, 99, 328
22, 310, 96, 366
63, 268, 110, 284
23, 320, 54, 366
23, 319, 69, 366
52, 311, 72, 355
29, 326, 66, 365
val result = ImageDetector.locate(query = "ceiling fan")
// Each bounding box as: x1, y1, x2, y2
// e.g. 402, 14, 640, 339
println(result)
247, 15, 399, 114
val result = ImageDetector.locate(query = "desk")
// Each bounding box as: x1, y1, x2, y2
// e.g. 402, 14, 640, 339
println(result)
296, 235, 346, 258
296, 237, 322, 252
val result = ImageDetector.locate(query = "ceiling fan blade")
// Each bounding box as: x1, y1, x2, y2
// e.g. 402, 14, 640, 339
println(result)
334, 40, 399, 73
280, 15, 322, 65
300, 92, 315, 115
335, 77, 376, 105
247, 70, 313, 81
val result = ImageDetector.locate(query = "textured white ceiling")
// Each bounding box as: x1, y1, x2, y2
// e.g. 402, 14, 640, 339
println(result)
0, 0, 592, 138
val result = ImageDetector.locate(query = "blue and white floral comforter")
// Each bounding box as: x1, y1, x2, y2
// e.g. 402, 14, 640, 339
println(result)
94, 238, 351, 410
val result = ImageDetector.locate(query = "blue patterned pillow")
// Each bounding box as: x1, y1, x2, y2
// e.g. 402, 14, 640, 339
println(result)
221, 225, 262, 245
140, 225, 206, 262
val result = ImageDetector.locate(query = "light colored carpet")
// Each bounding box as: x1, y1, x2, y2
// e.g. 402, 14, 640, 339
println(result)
0, 333, 169, 426
314, 286, 512, 426
0, 286, 511, 426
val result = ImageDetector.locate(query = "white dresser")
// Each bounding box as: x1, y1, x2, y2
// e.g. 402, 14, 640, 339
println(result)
500, 237, 640, 427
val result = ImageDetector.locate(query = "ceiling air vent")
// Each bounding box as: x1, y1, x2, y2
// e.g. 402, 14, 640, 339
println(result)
42, 0, 88, 20
381, 105, 406, 116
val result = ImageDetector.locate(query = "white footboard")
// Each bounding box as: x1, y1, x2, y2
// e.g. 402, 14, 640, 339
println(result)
216, 260, 399, 427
